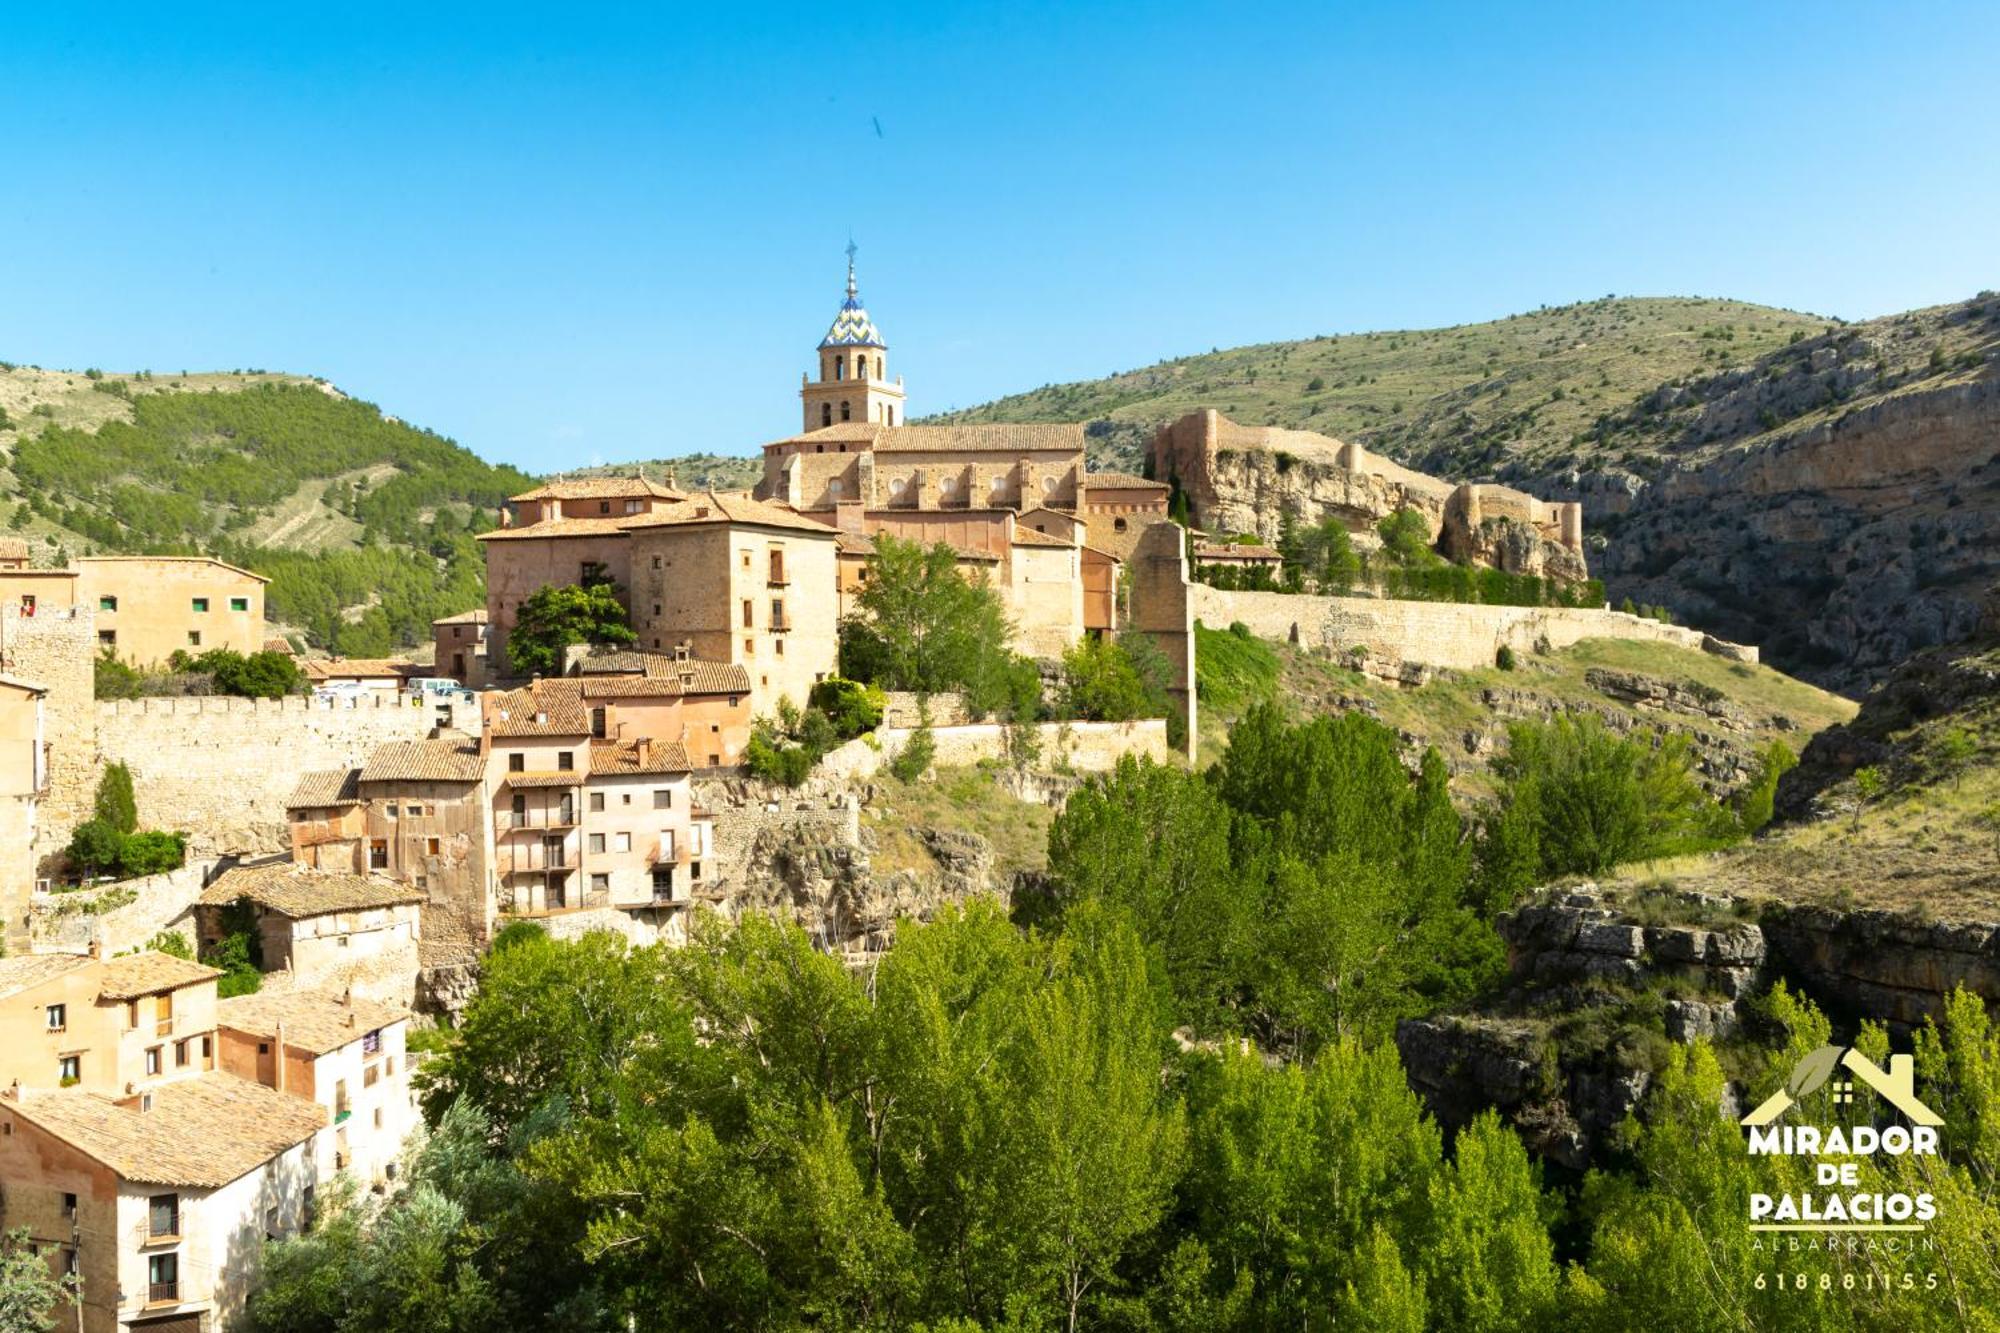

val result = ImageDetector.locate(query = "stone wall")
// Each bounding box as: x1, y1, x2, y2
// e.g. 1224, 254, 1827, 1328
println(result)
30, 859, 213, 956
1188, 585, 1757, 670
879, 691, 970, 728
818, 719, 1170, 785
0, 603, 97, 869
95, 696, 437, 859
1128, 521, 1197, 758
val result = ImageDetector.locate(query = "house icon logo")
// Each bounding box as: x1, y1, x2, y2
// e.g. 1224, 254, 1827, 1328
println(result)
1741, 1045, 1943, 1127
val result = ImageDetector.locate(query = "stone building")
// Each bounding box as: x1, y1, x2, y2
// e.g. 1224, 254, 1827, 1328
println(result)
195, 860, 426, 1008
0, 950, 223, 1098
283, 731, 495, 951
76, 556, 269, 666
1150, 408, 1588, 582
0, 673, 49, 947
215, 987, 416, 1189
573, 646, 755, 769
483, 677, 713, 934
431, 607, 489, 685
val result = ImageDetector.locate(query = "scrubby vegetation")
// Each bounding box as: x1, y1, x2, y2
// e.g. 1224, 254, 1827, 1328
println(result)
61, 763, 186, 882
506, 581, 637, 676
94, 647, 304, 700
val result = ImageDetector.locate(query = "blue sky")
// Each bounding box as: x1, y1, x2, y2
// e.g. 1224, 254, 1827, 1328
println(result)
3, 2, 1995, 472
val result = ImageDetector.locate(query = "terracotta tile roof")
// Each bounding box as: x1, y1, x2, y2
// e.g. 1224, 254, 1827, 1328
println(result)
76, 554, 270, 584
0, 537, 29, 561
767, 422, 889, 448
301, 657, 413, 681
475, 516, 637, 542
198, 861, 424, 918
1083, 471, 1170, 491
487, 680, 591, 737
835, 530, 877, 555
217, 988, 408, 1057
574, 650, 653, 675
431, 608, 489, 626
262, 637, 295, 654
1011, 528, 1075, 549
359, 737, 488, 784
590, 738, 692, 776
287, 768, 362, 809
95, 952, 222, 1001
575, 652, 748, 696
509, 476, 684, 503
622, 491, 839, 537
502, 771, 588, 789
0, 953, 90, 999
7, 1073, 326, 1188
868, 424, 1087, 454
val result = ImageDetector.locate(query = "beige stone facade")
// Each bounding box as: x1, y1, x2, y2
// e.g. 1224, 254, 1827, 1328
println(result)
0, 951, 223, 1098
432, 607, 490, 684
76, 556, 269, 666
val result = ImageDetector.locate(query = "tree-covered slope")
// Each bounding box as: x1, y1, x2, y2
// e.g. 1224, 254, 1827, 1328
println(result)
0, 364, 533, 653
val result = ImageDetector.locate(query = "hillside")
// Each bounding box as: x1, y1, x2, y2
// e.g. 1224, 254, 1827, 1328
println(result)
567, 452, 762, 492
929, 296, 1830, 474
0, 363, 533, 654
938, 293, 2000, 691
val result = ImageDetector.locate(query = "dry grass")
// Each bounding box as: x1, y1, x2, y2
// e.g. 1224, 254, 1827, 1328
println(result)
863, 764, 1055, 879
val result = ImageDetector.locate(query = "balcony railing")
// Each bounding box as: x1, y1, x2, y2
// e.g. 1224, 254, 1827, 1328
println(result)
501, 809, 578, 831
146, 1216, 180, 1243
148, 1281, 179, 1305
155, 1016, 174, 1038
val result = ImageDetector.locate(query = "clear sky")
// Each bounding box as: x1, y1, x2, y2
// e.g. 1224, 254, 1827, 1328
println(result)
3, 2, 1995, 473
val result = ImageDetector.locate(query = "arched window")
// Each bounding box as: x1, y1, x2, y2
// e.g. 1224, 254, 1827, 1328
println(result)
891, 477, 906, 495
1114, 517, 1128, 533
835, 359, 844, 381
875, 356, 883, 378
887, 406, 895, 425
821, 403, 832, 427
840, 401, 851, 422
854, 354, 865, 380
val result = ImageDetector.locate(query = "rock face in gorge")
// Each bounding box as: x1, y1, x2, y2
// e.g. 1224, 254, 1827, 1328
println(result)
1594, 378, 2000, 692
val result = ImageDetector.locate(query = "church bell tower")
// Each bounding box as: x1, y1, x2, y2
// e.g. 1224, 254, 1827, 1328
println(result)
800, 243, 906, 432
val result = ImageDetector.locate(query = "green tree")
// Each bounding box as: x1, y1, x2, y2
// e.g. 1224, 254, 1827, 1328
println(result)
0, 1227, 80, 1333
1852, 764, 1885, 829
838, 536, 1024, 713
806, 677, 886, 739
94, 761, 138, 833
507, 582, 637, 677
1376, 507, 1436, 564
1059, 635, 1155, 723
1733, 738, 1797, 834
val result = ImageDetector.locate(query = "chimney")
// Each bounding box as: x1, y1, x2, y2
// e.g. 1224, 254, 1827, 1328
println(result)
673, 641, 691, 665
636, 737, 651, 767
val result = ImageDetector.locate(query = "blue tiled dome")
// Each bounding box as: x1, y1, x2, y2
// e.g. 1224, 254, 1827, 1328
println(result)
819, 250, 886, 349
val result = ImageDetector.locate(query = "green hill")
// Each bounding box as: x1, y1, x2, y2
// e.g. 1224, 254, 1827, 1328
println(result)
0, 363, 532, 654
926, 296, 1832, 474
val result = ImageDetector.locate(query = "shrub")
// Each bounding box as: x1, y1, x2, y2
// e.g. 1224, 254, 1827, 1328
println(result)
1496, 644, 1516, 671
64, 819, 125, 878
807, 677, 885, 739
890, 718, 936, 783
118, 830, 186, 877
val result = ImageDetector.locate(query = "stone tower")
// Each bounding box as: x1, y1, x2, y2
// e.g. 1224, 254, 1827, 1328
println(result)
799, 243, 906, 432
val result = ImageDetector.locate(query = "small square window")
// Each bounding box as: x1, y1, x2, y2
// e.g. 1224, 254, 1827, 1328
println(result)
508, 753, 525, 772
557, 751, 574, 771
589, 792, 605, 811
191, 597, 209, 613
98, 630, 115, 646
615, 832, 631, 853
588, 833, 605, 854
58, 1055, 79, 1083
46, 1004, 64, 1030
653, 789, 672, 809
187, 630, 202, 647
591, 873, 609, 893
426, 837, 440, 856
620, 792, 631, 805
98, 595, 117, 612
145, 1047, 161, 1075
229, 597, 249, 612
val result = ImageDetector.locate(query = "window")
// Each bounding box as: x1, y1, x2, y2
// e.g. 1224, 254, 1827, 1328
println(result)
840, 400, 851, 421
769, 550, 785, 584
940, 476, 955, 496
741, 599, 753, 628
775, 639, 784, 657
590, 706, 607, 738
45, 1004, 64, 1031
362, 1029, 382, 1056
148, 1251, 179, 1304
62, 1192, 76, 1218
653, 789, 671, 809
98, 630, 116, 647
148, 1193, 180, 1239
201, 1035, 212, 1061
98, 595, 117, 612
509, 753, 525, 772
598, 501, 611, 515
385, 804, 398, 819
370, 839, 389, 869
175, 1039, 188, 1067
191, 597, 209, 613
591, 872, 609, 893
834, 357, 844, 381
651, 555, 662, 570
658, 830, 675, 859
1114, 517, 1128, 532
771, 599, 786, 629
145, 1047, 161, 1075
581, 560, 607, 585
621, 793, 631, 805
821, 403, 832, 427
743, 638, 754, 655
615, 832, 631, 853
58, 1054, 79, 1084
229, 596, 249, 612
557, 751, 574, 771
18, 595, 33, 615
829, 478, 843, 496
589, 792, 605, 812
126, 1000, 139, 1028
651, 868, 673, 895
426, 837, 440, 856
588, 833, 605, 854
186, 631, 201, 647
